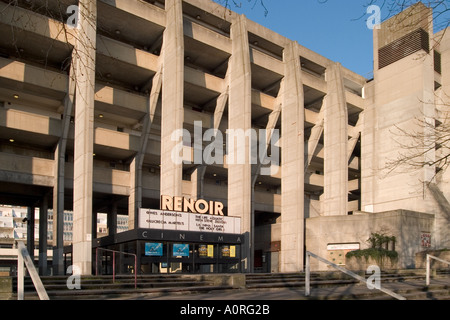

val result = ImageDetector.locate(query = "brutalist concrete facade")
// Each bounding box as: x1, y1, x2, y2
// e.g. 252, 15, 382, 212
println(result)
0, 0, 448, 274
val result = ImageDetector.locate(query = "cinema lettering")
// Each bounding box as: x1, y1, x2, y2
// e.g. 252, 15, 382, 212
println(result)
160, 195, 225, 216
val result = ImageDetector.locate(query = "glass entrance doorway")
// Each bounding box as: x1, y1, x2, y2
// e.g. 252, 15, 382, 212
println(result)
93, 228, 244, 275
94, 240, 242, 275
141, 242, 241, 274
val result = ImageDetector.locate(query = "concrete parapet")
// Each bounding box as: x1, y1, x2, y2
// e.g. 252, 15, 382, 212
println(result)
0, 277, 13, 300
346, 255, 399, 272
306, 209, 435, 271
200, 274, 246, 289
415, 250, 450, 269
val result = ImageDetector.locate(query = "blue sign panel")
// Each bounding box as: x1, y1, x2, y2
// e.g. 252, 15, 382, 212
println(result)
145, 243, 163, 256
173, 244, 190, 257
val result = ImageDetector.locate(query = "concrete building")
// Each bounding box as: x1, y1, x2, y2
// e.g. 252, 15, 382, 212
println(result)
0, 205, 127, 275
0, 0, 448, 275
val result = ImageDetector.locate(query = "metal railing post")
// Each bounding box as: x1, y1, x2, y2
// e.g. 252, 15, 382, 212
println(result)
305, 252, 310, 297
17, 243, 24, 300
95, 247, 137, 289
113, 252, 115, 283
16, 241, 49, 300
426, 254, 450, 286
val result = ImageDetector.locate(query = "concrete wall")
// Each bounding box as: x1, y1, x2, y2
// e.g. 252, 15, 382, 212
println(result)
306, 210, 435, 271
361, 52, 437, 214
415, 250, 450, 269
0, 277, 12, 300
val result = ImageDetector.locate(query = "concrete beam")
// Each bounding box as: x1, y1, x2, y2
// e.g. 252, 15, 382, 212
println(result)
97, 35, 159, 71
305, 106, 325, 170
183, 18, 231, 54
184, 66, 225, 93
0, 153, 55, 187
100, 0, 166, 27
53, 57, 75, 275
0, 108, 61, 137
0, 57, 68, 94
129, 65, 162, 229
250, 47, 284, 75
72, 0, 97, 276
0, 2, 75, 46
323, 63, 348, 216
228, 14, 252, 272
160, 0, 184, 197
280, 41, 305, 273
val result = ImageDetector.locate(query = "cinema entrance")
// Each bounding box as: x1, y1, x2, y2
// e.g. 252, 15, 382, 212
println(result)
93, 228, 244, 274
92, 200, 243, 274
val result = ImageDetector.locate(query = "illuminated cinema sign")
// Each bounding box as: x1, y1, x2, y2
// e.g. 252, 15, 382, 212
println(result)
160, 195, 224, 216
139, 197, 241, 235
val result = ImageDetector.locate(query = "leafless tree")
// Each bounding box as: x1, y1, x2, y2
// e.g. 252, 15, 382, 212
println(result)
385, 102, 450, 182
213, 0, 268, 17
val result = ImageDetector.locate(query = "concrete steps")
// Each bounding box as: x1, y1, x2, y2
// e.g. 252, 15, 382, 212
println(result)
246, 270, 450, 300
9, 269, 450, 300
12, 274, 236, 300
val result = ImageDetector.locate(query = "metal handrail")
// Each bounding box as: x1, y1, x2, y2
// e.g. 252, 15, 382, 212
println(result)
426, 254, 450, 286
95, 247, 137, 289
16, 241, 49, 300
305, 251, 406, 300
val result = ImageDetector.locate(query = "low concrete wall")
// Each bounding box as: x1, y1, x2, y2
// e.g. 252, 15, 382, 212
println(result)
346, 256, 398, 271
0, 277, 13, 300
415, 250, 450, 269
306, 210, 435, 271
200, 274, 246, 289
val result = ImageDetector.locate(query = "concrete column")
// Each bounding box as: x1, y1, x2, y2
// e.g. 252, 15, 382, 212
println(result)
129, 68, 162, 229
190, 87, 228, 200
39, 194, 48, 276
305, 106, 325, 170
92, 211, 97, 240
26, 206, 35, 260
72, 0, 97, 275
108, 202, 118, 236
280, 41, 305, 273
53, 52, 76, 275
160, 0, 184, 198
191, 166, 206, 200
323, 62, 348, 216
52, 143, 65, 275
128, 158, 139, 230
228, 15, 252, 272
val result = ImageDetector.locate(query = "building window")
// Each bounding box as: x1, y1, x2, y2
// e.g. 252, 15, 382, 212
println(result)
434, 50, 442, 74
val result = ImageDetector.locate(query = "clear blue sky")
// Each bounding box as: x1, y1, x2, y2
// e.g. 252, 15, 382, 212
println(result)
225, 0, 448, 79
